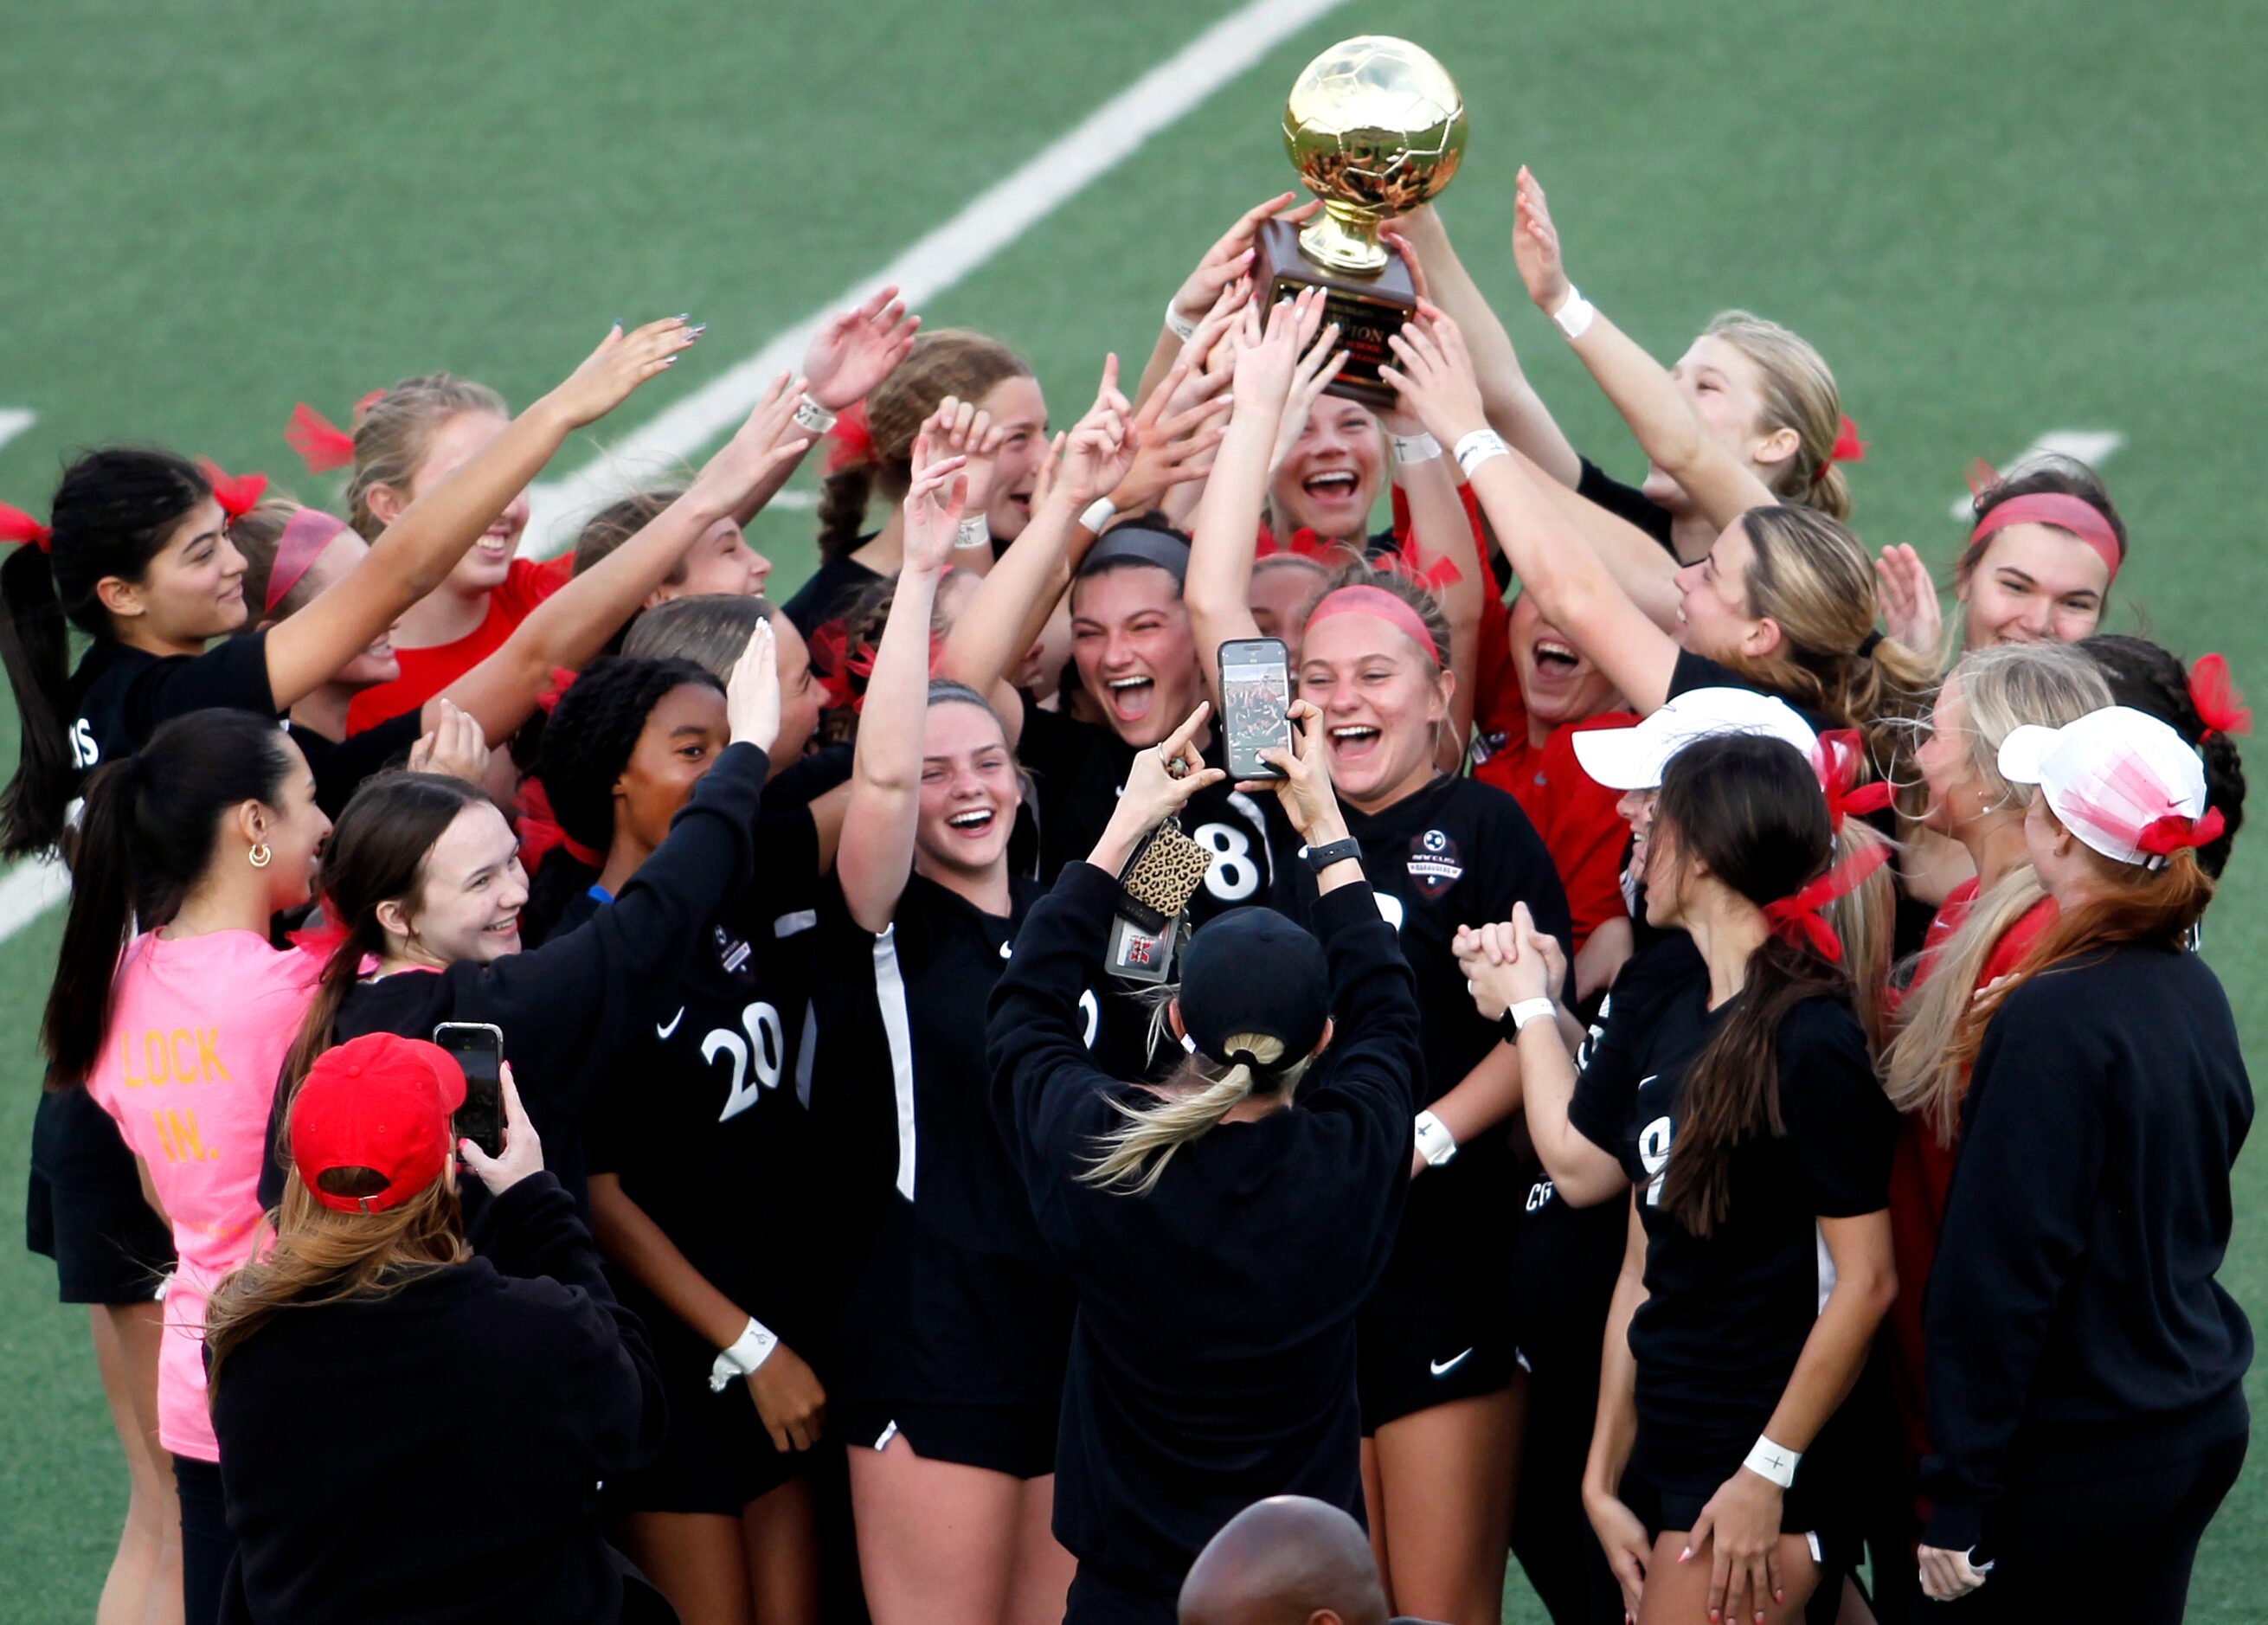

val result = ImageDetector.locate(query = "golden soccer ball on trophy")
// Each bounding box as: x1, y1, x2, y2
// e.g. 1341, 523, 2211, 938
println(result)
1255, 35, 1468, 404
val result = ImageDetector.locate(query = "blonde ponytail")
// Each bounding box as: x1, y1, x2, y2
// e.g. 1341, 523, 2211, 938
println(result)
1080, 1033, 1309, 1198
1883, 864, 2048, 1145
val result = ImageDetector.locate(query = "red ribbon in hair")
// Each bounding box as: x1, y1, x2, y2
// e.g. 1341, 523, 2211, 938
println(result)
1380, 533, 1463, 595
286, 401, 357, 472
0, 502, 51, 552
1256, 523, 1338, 563
825, 400, 874, 474
1812, 729, 1892, 832
286, 917, 351, 964
1813, 414, 1865, 485
354, 388, 386, 416
513, 775, 606, 870
1760, 840, 1892, 963
196, 459, 268, 519
840, 629, 946, 714
533, 665, 578, 716
2138, 806, 2226, 859
2188, 654, 2251, 742
806, 621, 857, 711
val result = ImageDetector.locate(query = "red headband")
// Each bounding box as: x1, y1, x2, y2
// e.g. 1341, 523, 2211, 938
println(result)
0, 502, 51, 553
1760, 839, 1890, 963
1303, 585, 1439, 665
1969, 493, 2122, 581
265, 509, 350, 613
286, 401, 357, 473
197, 459, 269, 520
2188, 654, 2251, 743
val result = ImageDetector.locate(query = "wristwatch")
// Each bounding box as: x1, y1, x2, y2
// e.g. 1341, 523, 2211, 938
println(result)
1499, 997, 1558, 1038
1303, 838, 1362, 873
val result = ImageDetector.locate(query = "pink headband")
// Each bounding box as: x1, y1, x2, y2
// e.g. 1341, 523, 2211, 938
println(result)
266, 509, 349, 613
1303, 585, 1439, 665
1969, 493, 2122, 582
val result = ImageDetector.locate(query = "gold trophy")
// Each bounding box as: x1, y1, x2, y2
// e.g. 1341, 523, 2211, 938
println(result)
1255, 35, 1468, 407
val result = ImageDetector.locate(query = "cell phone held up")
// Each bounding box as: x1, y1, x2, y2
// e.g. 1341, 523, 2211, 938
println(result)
1218, 637, 1293, 780
433, 1021, 505, 1159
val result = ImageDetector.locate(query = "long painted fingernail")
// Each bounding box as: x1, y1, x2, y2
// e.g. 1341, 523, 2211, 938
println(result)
1679, 1547, 1693, 1563
674, 312, 691, 322
611, 316, 623, 330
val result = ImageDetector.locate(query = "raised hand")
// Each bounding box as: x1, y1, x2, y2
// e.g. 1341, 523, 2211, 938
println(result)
901, 434, 970, 575
725, 618, 781, 753
1230, 289, 1328, 422
543, 317, 703, 428
920, 396, 1006, 520
691, 371, 813, 505
1512, 165, 1574, 313
1114, 379, 1232, 513
1054, 356, 1134, 509
407, 698, 491, 787
1873, 543, 1942, 658
1170, 193, 1321, 331
803, 285, 921, 412
1268, 321, 1349, 477
1379, 303, 1489, 446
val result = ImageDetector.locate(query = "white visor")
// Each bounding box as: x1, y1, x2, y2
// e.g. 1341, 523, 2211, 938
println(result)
1573, 687, 1820, 792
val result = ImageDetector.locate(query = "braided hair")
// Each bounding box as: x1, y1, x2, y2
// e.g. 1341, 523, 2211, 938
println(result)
521, 656, 723, 943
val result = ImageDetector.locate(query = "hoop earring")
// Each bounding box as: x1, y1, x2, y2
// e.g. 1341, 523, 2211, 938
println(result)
248, 842, 272, 869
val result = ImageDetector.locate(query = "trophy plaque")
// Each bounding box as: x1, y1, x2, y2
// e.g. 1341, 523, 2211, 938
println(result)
1254, 35, 1468, 408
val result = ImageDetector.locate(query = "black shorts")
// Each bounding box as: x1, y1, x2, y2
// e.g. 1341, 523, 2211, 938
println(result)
835, 1399, 1058, 1480
1355, 1307, 1517, 1434
603, 1363, 806, 1516
28, 1090, 176, 1305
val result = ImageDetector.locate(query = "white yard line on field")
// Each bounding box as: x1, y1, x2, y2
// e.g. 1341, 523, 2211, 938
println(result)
0, 408, 36, 453
0, 0, 1350, 943
1946, 430, 2125, 519
520, 0, 1350, 554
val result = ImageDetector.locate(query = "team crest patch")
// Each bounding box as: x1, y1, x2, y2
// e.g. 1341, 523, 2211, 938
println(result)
1406, 829, 1463, 897
715, 924, 752, 976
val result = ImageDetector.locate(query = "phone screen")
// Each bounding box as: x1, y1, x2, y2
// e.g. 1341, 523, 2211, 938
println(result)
1220, 639, 1293, 780
433, 1023, 504, 1159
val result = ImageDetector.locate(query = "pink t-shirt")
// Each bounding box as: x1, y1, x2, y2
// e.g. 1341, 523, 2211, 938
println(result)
84, 930, 319, 1461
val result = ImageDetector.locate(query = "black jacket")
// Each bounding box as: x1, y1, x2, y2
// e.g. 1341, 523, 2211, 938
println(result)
1920, 942, 2253, 1548
212, 1172, 669, 1623
988, 861, 1423, 1594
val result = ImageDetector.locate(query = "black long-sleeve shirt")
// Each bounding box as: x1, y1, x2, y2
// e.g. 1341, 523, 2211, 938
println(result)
212, 1172, 669, 1624
987, 862, 1423, 1595
261, 742, 771, 1216
1920, 942, 2253, 1549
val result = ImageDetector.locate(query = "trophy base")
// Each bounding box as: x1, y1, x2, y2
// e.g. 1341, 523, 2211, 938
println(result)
1254, 217, 1415, 410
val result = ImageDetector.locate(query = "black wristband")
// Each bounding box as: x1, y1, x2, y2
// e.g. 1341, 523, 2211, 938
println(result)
1303, 838, 1362, 873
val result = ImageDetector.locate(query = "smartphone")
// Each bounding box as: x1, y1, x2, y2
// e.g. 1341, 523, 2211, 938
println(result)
1218, 637, 1294, 780
433, 1021, 505, 1159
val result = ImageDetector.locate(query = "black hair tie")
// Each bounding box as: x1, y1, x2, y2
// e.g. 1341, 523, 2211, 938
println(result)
1856, 629, 1884, 659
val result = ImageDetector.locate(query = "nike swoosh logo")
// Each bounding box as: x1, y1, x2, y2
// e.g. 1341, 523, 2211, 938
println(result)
656, 1007, 685, 1040
1430, 1348, 1475, 1378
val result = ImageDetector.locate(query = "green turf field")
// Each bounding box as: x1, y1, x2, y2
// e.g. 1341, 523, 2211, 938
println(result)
4, 1, 2266, 1617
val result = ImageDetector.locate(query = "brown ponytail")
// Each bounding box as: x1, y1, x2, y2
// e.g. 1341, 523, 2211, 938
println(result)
1650, 732, 1848, 1236
814, 330, 1029, 560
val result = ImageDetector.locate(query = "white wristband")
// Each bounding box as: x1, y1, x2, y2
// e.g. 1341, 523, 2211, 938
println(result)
1552, 286, 1597, 341
792, 397, 838, 435
1507, 998, 1558, 1032
1743, 1435, 1801, 1488
1079, 498, 1116, 535
1412, 1108, 1459, 1167
1165, 303, 1198, 343
1453, 429, 1510, 479
954, 515, 993, 551
1391, 432, 1442, 466
709, 1316, 779, 1391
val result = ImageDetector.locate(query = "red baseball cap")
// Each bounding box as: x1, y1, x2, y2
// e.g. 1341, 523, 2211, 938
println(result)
291, 1033, 467, 1213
